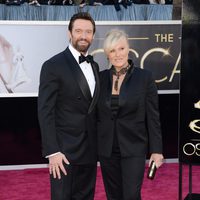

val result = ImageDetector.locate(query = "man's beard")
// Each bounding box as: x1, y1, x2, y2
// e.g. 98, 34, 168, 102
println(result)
73, 39, 91, 53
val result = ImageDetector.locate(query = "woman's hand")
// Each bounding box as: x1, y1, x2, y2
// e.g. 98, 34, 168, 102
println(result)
149, 153, 164, 168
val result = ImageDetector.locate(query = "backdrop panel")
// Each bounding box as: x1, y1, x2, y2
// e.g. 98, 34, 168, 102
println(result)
0, 21, 181, 96
179, 1, 200, 164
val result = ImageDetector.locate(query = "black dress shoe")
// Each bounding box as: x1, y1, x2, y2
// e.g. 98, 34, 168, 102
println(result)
127, 0, 132, 6
114, 3, 121, 11
121, 0, 127, 8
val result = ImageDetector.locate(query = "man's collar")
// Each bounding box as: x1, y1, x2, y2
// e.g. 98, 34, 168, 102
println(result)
69, 44, 88, 64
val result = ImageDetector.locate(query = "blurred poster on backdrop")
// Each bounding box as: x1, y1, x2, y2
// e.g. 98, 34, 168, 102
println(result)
0, 21, 181, 97
0, 22, 68, 96
179, 1, 200, 165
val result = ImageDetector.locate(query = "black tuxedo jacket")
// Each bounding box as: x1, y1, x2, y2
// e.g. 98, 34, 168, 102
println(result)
97, 61, 162, 158
38, 47, 100, 164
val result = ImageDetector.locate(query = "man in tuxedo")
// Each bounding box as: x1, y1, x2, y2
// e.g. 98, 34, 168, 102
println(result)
38, 12, 100, 200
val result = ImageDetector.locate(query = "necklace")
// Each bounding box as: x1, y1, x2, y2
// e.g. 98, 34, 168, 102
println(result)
112, 65, 129, 91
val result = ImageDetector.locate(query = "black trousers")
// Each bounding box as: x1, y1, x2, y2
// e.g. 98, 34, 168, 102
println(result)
50, 163, 97, 200
99, 153, 146, 200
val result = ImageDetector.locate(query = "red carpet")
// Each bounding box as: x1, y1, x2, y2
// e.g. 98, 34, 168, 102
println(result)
0, 163, 200, 200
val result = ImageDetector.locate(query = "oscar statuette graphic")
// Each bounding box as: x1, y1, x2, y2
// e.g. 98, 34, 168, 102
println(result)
147, 161, 157, 180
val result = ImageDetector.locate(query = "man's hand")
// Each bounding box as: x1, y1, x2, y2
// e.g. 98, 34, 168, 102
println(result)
49, 152, 70, 179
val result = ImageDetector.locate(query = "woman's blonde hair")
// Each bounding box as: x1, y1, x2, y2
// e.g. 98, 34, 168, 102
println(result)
103, 29, 129, 55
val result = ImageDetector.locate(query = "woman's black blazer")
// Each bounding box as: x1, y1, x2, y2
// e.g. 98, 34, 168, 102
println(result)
97, 61, 163, 158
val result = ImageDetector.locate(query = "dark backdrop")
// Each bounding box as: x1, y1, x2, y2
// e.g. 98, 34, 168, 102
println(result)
179, 0, 200, 164
0, 94, 179, 165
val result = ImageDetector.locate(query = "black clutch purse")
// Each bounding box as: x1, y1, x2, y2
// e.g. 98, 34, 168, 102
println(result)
147, 161, 157, 180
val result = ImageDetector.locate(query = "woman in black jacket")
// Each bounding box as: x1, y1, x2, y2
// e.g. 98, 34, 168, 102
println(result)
97, 29, 164, 200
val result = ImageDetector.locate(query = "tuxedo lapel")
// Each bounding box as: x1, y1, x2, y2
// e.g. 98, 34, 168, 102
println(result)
63, 48, 92, 101
118, 64, 135, 112
88, 61, 100, 113
104, 70, 113, 109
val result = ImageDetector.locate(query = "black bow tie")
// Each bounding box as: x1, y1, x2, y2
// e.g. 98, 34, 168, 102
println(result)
79, 54, 93, 64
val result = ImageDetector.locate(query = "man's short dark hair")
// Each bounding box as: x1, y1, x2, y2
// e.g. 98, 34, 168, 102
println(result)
68, 12, 96, 34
